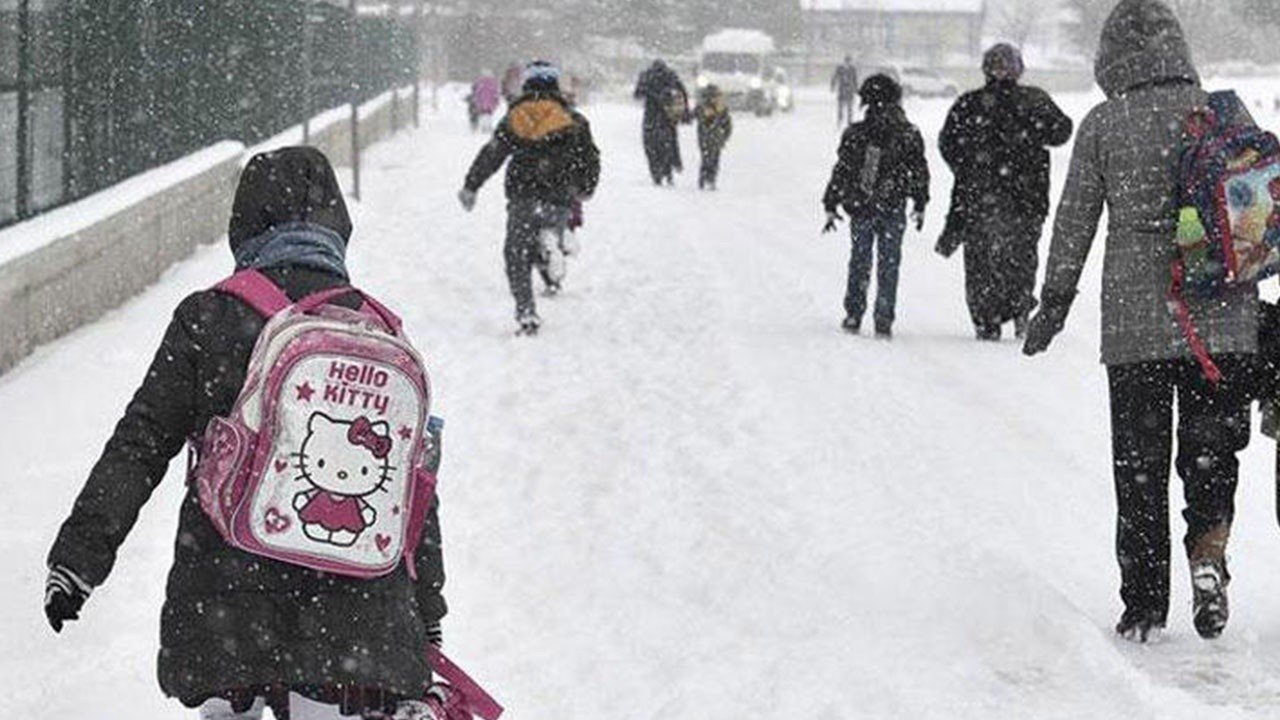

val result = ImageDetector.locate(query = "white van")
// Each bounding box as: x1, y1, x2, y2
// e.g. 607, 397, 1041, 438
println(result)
695, 29, 783, 116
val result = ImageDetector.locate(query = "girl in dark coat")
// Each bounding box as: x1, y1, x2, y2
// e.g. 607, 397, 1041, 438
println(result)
1024, 0, 1254, 643
44, 147, 446, 719
939, 44, 1073, 341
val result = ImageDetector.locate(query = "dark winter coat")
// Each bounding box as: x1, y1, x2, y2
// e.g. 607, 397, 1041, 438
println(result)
464, 90, 601, 205
1040, 0, 1258, 365
696, 98, 732, 152
823, 104, 930, 218
634, 62, 688, 129
939, 81, 1073, 228
47, 148, 446, 708
831, 63, 859, 100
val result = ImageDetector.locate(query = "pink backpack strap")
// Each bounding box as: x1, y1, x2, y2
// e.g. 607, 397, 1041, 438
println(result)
427, 646, 504, 720
215, 269, 293, 317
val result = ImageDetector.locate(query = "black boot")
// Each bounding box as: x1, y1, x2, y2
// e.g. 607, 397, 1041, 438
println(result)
1115, 608, 1166, 643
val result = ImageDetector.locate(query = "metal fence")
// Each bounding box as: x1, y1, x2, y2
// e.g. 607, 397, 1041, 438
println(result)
0, 0, 418, 230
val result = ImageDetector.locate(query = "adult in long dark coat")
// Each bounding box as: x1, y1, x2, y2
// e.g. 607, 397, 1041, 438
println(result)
939, 44, 1073, 340
634, 60, 688, 185
44, 147, 446, 718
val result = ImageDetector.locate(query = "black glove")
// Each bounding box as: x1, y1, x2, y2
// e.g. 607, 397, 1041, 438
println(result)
1022, 291, 1076, 356
45, 564, 92, 633
822, 209, 843, 234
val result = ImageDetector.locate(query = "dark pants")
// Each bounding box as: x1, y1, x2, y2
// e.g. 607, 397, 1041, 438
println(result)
699, 143, 723, 188
505, 200, 568, 319
1107, 356, 1251, 623
844, 211, 906, 328
643, 118, 681, 184
963, 211, 1043, 333
837, 94, 856, 126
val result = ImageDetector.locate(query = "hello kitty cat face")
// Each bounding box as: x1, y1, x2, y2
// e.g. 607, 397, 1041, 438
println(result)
297, 413, 394, 497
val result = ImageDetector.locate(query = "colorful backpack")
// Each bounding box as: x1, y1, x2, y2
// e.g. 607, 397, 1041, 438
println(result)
191, 270, 437, 579
1171, 90, 1280, 382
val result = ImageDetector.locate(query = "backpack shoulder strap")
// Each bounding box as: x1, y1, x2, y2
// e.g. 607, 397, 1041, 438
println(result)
214, 269, 292, 318
1208, 90, 1257, 130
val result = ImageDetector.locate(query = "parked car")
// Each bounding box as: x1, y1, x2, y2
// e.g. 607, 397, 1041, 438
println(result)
868, 65, 959, 99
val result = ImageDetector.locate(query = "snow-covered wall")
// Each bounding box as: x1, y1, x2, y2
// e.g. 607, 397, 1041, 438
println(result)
0, 88, 415, 375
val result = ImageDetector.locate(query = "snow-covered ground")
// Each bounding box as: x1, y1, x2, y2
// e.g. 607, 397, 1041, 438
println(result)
5, 79, 1280, 719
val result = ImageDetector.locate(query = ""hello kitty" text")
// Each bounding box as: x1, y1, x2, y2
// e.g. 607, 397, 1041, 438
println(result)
324, 361, 392, 415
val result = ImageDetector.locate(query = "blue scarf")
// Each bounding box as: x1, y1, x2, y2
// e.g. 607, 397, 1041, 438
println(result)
233, 221, 349, 281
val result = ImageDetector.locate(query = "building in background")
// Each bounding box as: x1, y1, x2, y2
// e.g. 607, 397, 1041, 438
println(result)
802, 0, 986, 66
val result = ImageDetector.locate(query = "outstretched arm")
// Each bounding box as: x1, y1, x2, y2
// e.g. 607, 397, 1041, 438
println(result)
463, 123, 515, 194
47, 299, 201, 587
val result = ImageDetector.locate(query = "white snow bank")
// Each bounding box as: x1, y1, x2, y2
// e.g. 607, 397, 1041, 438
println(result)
0, 141, 243, 268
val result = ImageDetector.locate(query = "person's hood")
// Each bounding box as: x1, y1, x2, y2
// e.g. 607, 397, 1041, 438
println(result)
228, 146, 352, 254
1094, 0, 1198, 98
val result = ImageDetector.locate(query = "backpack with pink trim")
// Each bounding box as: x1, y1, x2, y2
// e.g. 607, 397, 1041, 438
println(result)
191, 269, 437, 579
1171, 90, 1280, 383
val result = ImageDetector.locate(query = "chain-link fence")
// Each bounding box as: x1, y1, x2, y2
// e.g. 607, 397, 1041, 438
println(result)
0, 0, 418, 230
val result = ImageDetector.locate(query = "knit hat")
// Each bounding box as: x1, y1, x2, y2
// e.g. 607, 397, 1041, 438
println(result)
983, 43, 1025, 83
523, 60, 561, 92
859, 74, 902, 107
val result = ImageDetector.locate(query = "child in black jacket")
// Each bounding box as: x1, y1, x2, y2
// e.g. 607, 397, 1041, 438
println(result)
695, 85, 733, 190
822, 74, 930, 338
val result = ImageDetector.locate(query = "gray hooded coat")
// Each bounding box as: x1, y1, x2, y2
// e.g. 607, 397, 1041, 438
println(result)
1040, 0, 1257, 366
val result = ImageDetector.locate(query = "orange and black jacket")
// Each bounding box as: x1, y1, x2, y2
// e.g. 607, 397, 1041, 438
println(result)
464, 91, 601, 204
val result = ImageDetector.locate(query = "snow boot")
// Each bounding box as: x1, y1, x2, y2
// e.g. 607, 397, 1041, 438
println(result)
1191, 558, 1230, 639
976, 324, 1002, 342
1115, 608, 1165, 643
875, 321, 893, 340
515, 313, 541, 337
841, 316, 861, 335
539, 229, 566, 285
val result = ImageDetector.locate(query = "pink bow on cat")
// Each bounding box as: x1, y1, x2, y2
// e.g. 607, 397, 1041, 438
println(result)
348, 417, 392, 459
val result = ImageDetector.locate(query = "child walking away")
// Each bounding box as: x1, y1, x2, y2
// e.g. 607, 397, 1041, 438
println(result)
1024, 0, 1256, 643
822, 74, 929, 339
459, 60, 601, 336
695, 85, 732, 191
42, 147, 490, 720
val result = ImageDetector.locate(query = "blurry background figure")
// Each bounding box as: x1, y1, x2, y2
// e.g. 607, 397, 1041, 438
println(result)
468, 71, 502, 133
501, 62, 524, 105
939, 43, 1073, 342
634, 59, 689, 186
831, 55, 859, 127
695, 85, 733, 191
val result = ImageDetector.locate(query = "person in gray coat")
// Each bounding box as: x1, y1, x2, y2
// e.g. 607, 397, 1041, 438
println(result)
1023, 0, 1255, 642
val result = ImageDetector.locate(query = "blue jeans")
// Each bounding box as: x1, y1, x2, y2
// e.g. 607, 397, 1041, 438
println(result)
844, 211, 906, 328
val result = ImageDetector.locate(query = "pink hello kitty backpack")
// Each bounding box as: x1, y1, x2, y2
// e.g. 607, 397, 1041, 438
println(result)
191, 270, 437, 579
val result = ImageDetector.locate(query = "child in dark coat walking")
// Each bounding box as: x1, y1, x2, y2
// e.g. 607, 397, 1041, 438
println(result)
822, 74, 930, 339
695, 85, 733, 190
43, 147, 447, 719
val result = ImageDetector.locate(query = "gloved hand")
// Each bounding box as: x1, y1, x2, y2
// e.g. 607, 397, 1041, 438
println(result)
457, 188, 477, 212
822, 209, 843, 234
1022, 291, 1076, 356
911, 206, 926, 232
45, 564, 92, 633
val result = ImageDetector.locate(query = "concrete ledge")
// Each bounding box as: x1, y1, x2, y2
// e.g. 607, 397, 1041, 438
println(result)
0, 88, 419, 375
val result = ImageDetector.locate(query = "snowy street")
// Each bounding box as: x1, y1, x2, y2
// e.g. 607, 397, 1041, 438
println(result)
6, 82, 1280, 718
